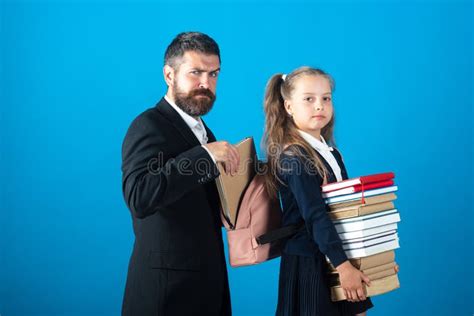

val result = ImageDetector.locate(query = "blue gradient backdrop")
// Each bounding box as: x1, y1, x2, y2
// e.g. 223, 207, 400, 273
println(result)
1, 0, 472, 315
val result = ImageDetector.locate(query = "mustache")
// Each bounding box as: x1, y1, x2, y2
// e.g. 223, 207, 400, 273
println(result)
189, 88, 215, 99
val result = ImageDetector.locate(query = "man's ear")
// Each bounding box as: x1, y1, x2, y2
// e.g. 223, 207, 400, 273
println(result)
163, 65, 175, 87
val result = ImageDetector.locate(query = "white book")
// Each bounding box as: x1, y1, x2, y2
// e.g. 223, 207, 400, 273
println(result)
333, 209, 398, 224
325, 186, 398, 204
345, 238, 400, 259
338, 223, 398, 240
341, 229, 397, 243
342, 232, 398, 250
333, 209, 401, 233
322, 186, 363, 198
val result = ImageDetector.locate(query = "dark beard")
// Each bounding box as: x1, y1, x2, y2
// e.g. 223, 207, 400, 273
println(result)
173, 87, 216, 117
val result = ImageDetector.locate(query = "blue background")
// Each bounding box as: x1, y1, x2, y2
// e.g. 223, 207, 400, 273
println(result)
1, 0, 472, 315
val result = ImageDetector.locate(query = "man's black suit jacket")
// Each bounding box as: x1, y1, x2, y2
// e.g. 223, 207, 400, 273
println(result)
121, 98, 231, 315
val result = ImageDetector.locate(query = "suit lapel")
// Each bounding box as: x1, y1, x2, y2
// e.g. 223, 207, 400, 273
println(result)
156, 98, 201, 147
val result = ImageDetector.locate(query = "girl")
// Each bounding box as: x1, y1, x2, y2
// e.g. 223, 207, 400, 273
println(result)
263, 67, 373, 316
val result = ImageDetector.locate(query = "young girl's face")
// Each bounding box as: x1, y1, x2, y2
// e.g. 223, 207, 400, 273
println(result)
284, 75, 333, 139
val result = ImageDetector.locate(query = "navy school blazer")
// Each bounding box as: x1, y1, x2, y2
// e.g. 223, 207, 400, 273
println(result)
277, 144, 349, 268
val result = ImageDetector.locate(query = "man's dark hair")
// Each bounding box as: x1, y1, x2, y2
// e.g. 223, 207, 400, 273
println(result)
164, 32, 221, 69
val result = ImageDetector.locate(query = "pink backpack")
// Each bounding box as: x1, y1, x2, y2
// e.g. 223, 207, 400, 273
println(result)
222, 174, 303, 267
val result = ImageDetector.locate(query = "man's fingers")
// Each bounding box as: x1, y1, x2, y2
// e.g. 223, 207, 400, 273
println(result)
211, 142, 241, 176
229, 146, 240, 175
232, 146, 240, 166
223, 161, 231, 175
231, 151, 239, 175
228, 153, 237, 175
225, 145, 239, 176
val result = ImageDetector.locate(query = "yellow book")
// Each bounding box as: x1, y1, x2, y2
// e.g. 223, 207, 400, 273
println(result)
363, 261, 397, 275
328, 250, 396, 272
330, 262, 397, 286
215, 137, 257, 228
328, 193, 397, 211
328, 201, 395, 220
331, 274, 400, 301
366, 266, 397, 280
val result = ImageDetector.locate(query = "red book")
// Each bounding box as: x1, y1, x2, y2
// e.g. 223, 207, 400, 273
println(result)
322, 172, 395, 193
322, 179, 394, 198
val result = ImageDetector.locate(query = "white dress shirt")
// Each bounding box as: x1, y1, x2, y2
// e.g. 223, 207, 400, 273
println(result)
164, 95, 216, 163
298, 129, 343, 182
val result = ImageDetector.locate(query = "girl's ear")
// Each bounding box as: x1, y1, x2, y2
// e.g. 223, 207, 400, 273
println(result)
284, 100, 293, 117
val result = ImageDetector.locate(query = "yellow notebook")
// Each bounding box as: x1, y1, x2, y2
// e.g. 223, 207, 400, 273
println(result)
328, 193, 397, 211
328, 201, 395, 220
328, 250, 396, 271
329, 262, 397, 286
331, 274, 400, 301
215, 137, 257, 228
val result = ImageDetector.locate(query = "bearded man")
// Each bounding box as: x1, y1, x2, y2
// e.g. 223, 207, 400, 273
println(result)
121, 32, 239, 316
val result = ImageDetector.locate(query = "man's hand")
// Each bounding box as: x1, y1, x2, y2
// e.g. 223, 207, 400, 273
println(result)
204, 141, 240, 175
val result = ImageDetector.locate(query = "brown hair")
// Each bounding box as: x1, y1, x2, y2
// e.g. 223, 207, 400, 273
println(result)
263, 66, 336, 197
164, 32, 220, 69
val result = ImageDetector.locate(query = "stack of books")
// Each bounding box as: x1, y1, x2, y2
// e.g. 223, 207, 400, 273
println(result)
321, 172, 401, 301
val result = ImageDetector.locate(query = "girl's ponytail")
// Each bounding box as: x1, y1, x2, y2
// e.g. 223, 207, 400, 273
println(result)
263, 74, 292, 149
263, 74, 298, 197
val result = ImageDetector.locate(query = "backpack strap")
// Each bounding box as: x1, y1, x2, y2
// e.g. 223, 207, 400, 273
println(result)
255, 221, 305, 245
257, 170, 329, 245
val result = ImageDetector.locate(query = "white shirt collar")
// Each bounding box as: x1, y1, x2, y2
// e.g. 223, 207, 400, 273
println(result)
298, 129, 342, 181
297, 129, 333, 152
164, 95, 202, 130
164, 95, 208, 145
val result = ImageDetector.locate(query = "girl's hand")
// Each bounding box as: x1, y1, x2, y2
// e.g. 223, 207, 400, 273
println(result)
394, 264, 400, 273
336, 261, 371, 302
